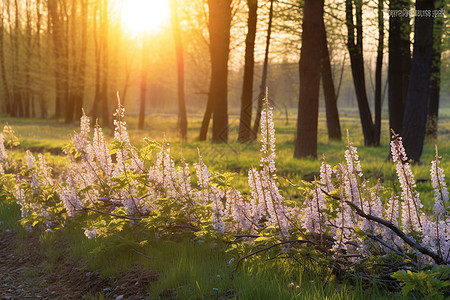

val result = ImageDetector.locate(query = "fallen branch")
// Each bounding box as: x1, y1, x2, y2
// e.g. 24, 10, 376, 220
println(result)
345, 201, 444, 265
321, 189, 444, 264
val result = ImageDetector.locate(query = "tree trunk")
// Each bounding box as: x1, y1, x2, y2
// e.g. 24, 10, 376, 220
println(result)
74, 0, 88, 121
425, 0, 444, 142
138, 40, 147, 130
345, 0, 378, 146
252, 0, 274, 139
388, 0, 411, 137
100, 0, 110, 126
319, 4, 341, 141
48, 0, 65, 119
374, 0, 384, 142
208, 0, 232, 143
65, 0, 78, 124
92, 0, 101, 121
0, 4, 10, 114
238, 0, 258, 143
171, 0, 188, 140
401, 0, 435, 162
294, 0, 322, 159
199, 82, 213, 141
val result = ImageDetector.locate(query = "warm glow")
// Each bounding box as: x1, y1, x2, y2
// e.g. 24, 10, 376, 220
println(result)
120, 0, 171, 35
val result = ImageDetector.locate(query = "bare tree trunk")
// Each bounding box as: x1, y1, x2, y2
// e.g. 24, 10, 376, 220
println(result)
0, 3, 10, 114
208, 0, 232, 143
171, 0, 188, 140
199, 81, 213, 141
252, 0, 274, 139
425, 0, 444, 142
238, 0, 258, 142
74, 0, 88, 121
48, 0, 65, 119
138, 40, 147, 130
13, 0, 23, 117
345, 0, 378, 146
35, 0, 47, 119
388, 0, 411, 137
319, 3, 341, 141
92, 0, 101, 121
65, 0, 77, 124
402, 0, 435, 161
100, 0, 110, 126
374, 0, 384, 142
294, 0, 322, 159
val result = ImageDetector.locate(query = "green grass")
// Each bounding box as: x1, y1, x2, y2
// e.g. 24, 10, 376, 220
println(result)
1, 111, 450, 298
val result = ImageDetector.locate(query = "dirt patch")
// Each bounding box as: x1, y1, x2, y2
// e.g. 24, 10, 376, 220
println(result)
0, 231, 158, 299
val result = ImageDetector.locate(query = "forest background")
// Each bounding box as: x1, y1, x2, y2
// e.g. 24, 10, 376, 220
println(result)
0, 0, 449, 161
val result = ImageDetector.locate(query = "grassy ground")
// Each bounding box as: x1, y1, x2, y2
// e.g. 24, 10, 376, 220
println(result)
1, 110, 450, 298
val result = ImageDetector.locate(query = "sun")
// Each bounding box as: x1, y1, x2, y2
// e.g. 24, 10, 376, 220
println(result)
120, 0, 171, 35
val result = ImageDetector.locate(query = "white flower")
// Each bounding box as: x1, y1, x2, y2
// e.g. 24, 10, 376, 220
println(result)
260, 98, 276, 176
430, 153, 449, 215
84, 227, 97, 239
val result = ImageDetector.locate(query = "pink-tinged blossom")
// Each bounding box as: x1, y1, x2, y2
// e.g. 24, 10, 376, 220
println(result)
195, 153, 211, 190
148, 145, 177, 198
430, 152, 449, 215
80, 111, 90, 136
261, 171, 290, 237
92, 126, 113, 177
226, 188, 252, 231
84, 227, 97, 239
176, 160, 194, 203
248, 167, 265, 224
300, 180, 328, 237
26, 150, 39, 191
37, 154, 54, 186
0, 132, 7, 162
391, 136, 423, 233
73, 113, 91, 153
260, 98, 276, 176
121, 186, 140, 215
211, 186, 225, 233
320, 157, 334, 193
113, 106, 129, 144
59, 186, 84, 217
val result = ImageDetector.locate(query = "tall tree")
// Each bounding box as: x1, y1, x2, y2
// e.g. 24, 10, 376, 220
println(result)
100, 0, 110, 126
401, 0, 435, 161
208, 0, 232, 143
171, 0, 188, 140
0, 2, 10, 114
138, 39, 148, 130
374, 0, 384, 142
253, 0, 274, 139
388, 0, 411, 137
320, 4, 341, 142
294, 0, 322, 159
238, 0, 258, 142
425, 0, 444, 141
345, 0, 379, 146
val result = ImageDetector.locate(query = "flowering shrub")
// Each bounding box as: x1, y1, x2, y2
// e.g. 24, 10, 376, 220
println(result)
0, 97, 449, 296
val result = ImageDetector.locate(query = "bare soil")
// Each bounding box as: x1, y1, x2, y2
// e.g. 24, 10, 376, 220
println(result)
0, 231, 158, 299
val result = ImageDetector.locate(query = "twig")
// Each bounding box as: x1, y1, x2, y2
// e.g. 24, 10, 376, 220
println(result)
232, 239, 316, 273
83, 207, 142, 221
131, 248, 152, 260
366, 233, 404, 257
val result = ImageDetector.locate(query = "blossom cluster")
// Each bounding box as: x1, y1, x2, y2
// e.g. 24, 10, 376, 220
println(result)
1, 97, 449, 265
